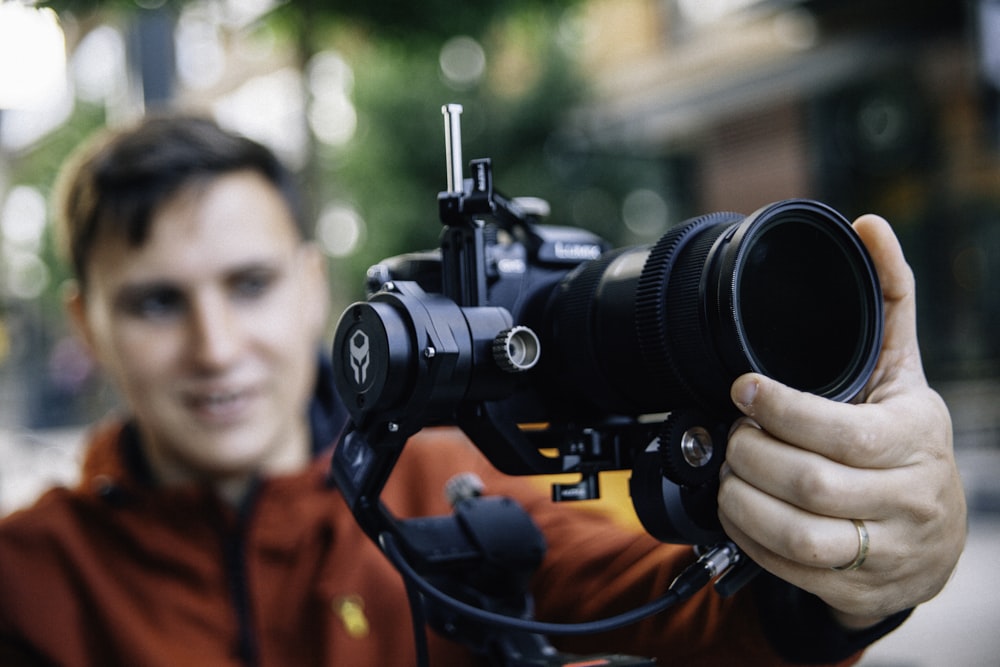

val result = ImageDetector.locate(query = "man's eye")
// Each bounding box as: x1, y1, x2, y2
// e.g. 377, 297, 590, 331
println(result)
122, 289, 184, 320
231, 271, 275, 300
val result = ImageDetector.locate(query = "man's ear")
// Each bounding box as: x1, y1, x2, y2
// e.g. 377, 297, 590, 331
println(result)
64, 281, 97, 359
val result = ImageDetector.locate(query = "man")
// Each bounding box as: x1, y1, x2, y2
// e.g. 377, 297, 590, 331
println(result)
0, 114, 966, 665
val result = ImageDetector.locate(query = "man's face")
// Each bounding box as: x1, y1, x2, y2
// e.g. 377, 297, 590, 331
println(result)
70, 170, 328, 482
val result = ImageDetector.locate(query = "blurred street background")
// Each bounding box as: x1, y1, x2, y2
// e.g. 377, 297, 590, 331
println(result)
2, 1, 999, 664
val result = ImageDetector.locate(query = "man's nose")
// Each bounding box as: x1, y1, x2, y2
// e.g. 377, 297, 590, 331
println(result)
188, 295, 240, 369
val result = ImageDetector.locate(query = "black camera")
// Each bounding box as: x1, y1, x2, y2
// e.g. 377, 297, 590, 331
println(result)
331, 103, 883, 544
328, 104, 884, 665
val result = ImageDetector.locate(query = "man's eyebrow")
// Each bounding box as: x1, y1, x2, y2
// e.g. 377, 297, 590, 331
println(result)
222, 257, 289, 281
228, 258, 285, 273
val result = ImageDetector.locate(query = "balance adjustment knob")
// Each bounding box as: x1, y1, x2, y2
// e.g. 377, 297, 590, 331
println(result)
492, 326, 541, 373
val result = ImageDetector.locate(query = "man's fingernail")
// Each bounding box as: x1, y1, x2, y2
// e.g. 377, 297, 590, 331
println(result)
733, 377, 758, 411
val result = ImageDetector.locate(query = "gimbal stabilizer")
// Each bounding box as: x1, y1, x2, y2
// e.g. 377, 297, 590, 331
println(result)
330, 103, 883, 665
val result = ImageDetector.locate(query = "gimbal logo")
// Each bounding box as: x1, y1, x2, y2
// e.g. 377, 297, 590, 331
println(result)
349, 330, 370, 386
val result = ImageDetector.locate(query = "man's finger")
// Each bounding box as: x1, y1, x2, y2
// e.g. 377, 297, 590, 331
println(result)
851, 214, 926, 393
725, 417, 916, 515
730, 373, 909, 467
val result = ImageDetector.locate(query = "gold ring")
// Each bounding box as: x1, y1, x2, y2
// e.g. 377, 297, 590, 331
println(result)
832, 518, 869, 571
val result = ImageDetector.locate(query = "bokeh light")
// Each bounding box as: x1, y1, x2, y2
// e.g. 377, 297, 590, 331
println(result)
439, 36, 486, 89
316, 202, 365, 258
622, 188, 669, 238
307, 50, 357, 147
0, 4, 66, 110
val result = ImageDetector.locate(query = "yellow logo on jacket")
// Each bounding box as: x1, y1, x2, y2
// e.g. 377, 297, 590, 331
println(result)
332, 595, 370, 638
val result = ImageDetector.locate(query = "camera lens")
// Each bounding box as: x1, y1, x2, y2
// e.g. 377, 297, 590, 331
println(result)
544, 199, 883, 417
731, 210, 870, 396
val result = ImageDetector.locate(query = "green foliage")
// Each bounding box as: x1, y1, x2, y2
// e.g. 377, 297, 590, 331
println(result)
41, 0, 582, 42
307, 0, 578, 41
320, 10, 595, 302
3, 102, 107, 317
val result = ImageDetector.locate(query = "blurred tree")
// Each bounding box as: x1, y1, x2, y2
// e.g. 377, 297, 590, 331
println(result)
318, 10, 596, 301
0, 101, 109, 427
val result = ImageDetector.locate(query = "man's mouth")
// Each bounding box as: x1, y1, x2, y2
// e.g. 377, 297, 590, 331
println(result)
185, 387, 255, 422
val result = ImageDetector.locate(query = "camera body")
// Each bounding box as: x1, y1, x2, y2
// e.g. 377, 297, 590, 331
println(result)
355, 199, 623, 426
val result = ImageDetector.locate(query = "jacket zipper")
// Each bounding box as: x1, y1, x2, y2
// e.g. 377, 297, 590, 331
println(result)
224, 483, 262, 666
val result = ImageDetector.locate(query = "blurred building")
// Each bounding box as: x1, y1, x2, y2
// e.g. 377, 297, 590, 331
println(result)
569, 0, 1000, 458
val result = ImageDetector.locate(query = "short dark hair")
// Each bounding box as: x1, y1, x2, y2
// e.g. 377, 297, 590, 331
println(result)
55, 113, 307, 289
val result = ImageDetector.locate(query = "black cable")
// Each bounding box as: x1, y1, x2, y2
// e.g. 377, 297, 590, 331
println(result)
379, 532, 739, 638
400, 556, 431, 667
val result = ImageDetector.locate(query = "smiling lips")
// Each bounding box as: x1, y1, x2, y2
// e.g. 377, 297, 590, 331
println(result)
184, 386, 258, 424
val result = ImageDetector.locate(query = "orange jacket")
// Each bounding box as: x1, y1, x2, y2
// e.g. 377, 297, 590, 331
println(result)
0, 421, 893, 666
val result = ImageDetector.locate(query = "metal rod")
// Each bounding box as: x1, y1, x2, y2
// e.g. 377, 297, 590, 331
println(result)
442, 103, 464, 194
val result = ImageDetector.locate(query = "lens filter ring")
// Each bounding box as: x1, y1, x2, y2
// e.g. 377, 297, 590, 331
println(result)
720, 199, 883, 402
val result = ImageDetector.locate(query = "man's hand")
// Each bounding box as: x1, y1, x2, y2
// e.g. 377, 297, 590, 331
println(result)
718, 214, 967, 629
